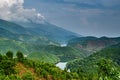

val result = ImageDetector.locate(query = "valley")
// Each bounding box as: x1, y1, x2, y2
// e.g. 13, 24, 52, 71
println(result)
0, 0, 120, 79
0, 19, 120, 80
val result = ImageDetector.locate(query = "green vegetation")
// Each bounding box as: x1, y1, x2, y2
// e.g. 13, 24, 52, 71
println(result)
0, 51, 80, 80
16, 51, 24, 62
28, 52, 60, 63
67, 44, 120, 80
1, 45, 120, 80
0, 37, 85, 63
6, 51, 13, 59
0, 38, 86, 63
0, 19, 120, 79
0, 19, 84, 64
28, 45, 86, 62
68, 37, 120, 56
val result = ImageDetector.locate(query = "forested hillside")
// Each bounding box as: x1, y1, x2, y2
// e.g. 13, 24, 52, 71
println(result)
0, 18, 120, 80
68, 37, 120, 56
67, 43, 120, 80
0, 51, 80, 80
1, 47, 120, 80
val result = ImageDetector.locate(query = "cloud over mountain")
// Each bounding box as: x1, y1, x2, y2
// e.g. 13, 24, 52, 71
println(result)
24, 0, 120, 37
0, 0, 45, 23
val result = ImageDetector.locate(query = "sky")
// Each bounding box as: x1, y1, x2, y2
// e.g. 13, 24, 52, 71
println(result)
0, 0, 45, 23
0, 0, 120, 37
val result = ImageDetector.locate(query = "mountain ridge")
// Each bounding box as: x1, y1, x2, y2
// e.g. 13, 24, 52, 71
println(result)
68, 36, 120, 56
16, 21, 82, 43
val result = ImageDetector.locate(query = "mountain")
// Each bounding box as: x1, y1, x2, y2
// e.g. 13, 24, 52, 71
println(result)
0, 27, 15, 38
0, 19, 83, 63
0, 53, 80, 80
0, 19, 32, 35
68, 36, 120, 56
0, 19, 56, 45
0, 19, 81, 44
1, 19, 120, 64
28, 45, 87, 62
67, 43, 120, 71
17, 22, 81, 44
67, 43, 120, 79
0, 37, 85, 63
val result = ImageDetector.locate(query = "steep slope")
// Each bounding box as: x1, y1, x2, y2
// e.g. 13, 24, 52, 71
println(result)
0, 19, 82, 63
28, 52, 60, 63
0, 19, 32, 35
67, 43, 120, 73
17, 22, 81, 43
0, 19, 81, 44
68, 36, 120, 56
0, 38, 60, 63
0, 28, 16, 38
0, 54, 79, 80
0, 38, 27, 54
27, 45, 87, 62
0, 37, 84, 63
0, 19, 55, 45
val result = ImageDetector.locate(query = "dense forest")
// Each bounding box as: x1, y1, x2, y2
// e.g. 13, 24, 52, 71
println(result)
0, 19, 120, 80
67, 44, 120, 80
0, 51, 80, 80
0, 45, 120, 80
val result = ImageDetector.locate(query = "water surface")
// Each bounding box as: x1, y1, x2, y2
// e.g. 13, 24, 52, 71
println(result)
56, 62, 67, 70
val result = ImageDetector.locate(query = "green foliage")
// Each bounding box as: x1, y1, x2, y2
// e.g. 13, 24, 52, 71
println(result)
0, 60, 15, 75
28, 52, 60, 63
16, 51, 24, 62
0, 74, 22, 80
27, 45, 85, 63
0, 37, 85, 63
68, 37, 120, 57
0, 47, 120, 80
22, 59, 79, 80
0, 54, 3, 62
97, 58, 119, 80
0, 52, 80, 80
22, 72, 34, 80
67, 45, 120, 80
0, 55, 15, 76
6, 51, 13, 59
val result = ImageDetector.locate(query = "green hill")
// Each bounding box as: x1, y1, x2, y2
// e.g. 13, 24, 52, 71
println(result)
0, 52, 80, 80
28, 52, 60, 63
27, 45, 88, 62
0, 37, 85, 63
67, 43, 120, 79
18, 22, 81, 44
68, 36, 120, 56
0, 19, 83, 63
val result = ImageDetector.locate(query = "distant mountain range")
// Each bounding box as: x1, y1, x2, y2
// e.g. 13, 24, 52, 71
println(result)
0, 19, 82, 63
0, 19, 81, 44
68, 36, 120, 56
0, 19, 120, 63
16, 21, 82, 44
67, 43, 120, 74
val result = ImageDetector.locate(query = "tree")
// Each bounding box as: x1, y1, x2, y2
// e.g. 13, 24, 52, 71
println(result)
0, 60, 15, 75
6, 51, 13, 59
16, 51, 24, 62
22, 72, 34, 80
97, 58, 119, 80
0, 54, 3, 62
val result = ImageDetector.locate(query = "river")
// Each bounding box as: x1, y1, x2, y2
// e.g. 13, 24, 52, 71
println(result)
56, 62, 67, 70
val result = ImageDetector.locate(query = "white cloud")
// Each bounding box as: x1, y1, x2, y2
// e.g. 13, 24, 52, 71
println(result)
0, 0, 45, 23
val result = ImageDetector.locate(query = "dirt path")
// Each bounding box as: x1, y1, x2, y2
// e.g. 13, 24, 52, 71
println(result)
15, 63, 43, 80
